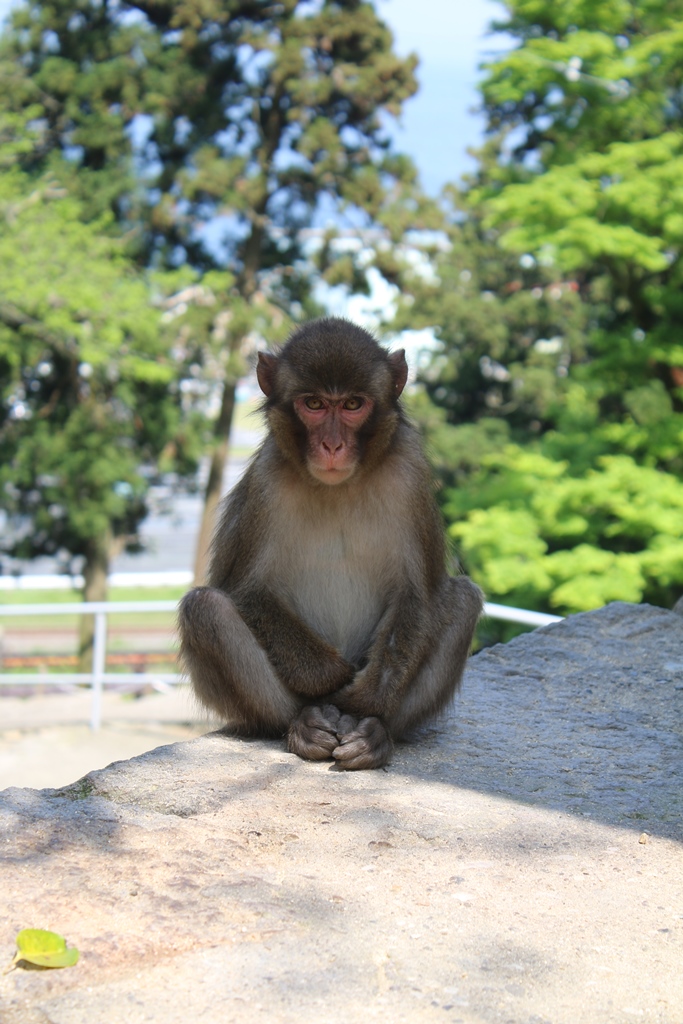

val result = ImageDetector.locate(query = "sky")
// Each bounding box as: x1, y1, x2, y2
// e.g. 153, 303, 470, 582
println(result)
377, 0, 509, 194
0, 0, 509, 196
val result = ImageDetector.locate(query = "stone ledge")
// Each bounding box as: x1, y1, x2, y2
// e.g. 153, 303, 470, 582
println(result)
1, 602, 682, 1023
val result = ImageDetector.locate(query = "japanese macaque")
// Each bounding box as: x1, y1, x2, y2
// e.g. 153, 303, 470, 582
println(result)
179, 317, 483, 770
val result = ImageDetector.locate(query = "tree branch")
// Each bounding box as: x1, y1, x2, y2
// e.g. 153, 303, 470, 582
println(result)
0, 301, 78, 357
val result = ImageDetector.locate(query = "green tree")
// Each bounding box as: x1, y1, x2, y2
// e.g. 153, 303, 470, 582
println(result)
445, 449, 683, 616
2, 0, 434, 579
391, 165, 587, 489
407, 1, 683, 631
0, 165, 201, 665
478, 0, 683, 462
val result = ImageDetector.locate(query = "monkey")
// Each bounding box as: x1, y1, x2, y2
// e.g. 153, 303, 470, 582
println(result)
178, 317, 483, 770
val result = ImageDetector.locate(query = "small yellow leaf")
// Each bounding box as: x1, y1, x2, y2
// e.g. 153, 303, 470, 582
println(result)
5, 929, 79, 971
19, 948, 80, 968
17, 929, 68, 954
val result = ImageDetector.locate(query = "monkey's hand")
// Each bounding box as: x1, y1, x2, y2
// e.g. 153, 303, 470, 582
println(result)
333, 717, 393, 771
287, 704, 344, 761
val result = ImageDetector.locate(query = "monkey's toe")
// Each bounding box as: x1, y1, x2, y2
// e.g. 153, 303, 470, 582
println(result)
336, 713, 358, 737
287, 704, 342, 761
333, 716, 393, 771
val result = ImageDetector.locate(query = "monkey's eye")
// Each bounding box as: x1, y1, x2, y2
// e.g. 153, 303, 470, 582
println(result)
304, 397, 324, 410
343, 397, 364, 411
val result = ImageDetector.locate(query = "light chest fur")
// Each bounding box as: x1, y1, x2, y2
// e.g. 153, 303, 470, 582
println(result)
255, 466, 412, 662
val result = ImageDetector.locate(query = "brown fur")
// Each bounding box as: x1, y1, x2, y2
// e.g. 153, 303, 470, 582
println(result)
178, 317, 483, 770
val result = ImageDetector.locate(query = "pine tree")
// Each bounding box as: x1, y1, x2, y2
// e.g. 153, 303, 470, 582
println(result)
3, 0, 433, 579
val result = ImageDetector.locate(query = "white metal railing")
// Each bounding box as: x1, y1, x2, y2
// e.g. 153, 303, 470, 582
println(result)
483, 602, 562, 628
0, 600, 180, 731
0, 599, 563, 730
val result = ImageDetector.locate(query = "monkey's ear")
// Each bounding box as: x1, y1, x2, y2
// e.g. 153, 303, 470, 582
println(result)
256, 352, 277, 397
388, 349, 408, 398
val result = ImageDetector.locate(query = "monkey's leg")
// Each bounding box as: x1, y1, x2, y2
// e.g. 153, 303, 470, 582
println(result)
387, 575, 483, 738
179, 587, 299, 735
330, 576, 481, 769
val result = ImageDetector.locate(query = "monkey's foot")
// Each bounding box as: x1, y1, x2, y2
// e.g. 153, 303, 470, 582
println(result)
333, 716, 393, 771
287, 704, 343, 761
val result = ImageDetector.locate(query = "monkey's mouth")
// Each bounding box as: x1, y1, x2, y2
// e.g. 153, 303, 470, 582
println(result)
308, 462, 356, 485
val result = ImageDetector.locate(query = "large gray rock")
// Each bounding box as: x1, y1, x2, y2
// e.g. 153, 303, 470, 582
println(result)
1, 602, 682, 1023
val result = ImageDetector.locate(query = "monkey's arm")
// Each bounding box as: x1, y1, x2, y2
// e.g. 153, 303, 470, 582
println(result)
235, 588, 356, 699
328, 588, 435, 719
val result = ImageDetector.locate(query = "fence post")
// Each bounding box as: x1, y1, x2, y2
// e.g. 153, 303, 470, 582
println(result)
90, 609, 107, 731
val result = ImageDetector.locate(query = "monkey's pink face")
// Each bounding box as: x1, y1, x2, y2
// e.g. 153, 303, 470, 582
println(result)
294, 394, 374, 484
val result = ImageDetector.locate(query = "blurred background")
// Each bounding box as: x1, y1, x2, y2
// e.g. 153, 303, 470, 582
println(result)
1, 0, 682, 787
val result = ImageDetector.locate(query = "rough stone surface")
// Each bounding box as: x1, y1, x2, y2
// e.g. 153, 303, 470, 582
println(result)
1, 601, 681, 1024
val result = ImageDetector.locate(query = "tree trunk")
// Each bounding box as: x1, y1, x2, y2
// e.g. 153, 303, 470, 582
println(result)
193, 217, 264, 585
77, 532, 111, 675
192, 378, 237, 584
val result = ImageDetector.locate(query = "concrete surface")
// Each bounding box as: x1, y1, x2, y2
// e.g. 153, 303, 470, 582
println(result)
0, 602, 682, 1024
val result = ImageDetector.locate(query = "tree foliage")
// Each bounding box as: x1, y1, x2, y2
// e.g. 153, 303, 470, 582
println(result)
447, 449, 683, 614
0, 165, 201, 589
1, 0, 435, 578
393, 169, 587, 489
478, 1, 683, 423
3, 0, 427, 267
406, 1, 683, 630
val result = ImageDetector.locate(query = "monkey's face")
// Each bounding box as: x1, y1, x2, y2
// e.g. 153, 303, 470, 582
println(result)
293, 392, 374, 484
256, 321, 408, 485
